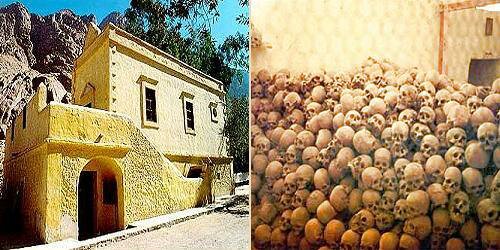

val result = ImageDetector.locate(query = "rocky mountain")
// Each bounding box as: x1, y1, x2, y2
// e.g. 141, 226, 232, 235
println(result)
99, 11, 127, 30
0, 2, 95, 165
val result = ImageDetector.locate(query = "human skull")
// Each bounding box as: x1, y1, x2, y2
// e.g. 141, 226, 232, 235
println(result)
379, 232, 399, 250
360, 228, 380, 250
324, 220, 345, 249
391, 121, 409, 145
410, 123, 431, 145
362, 189, 382, 214
398, 109, 418, 128
284, 92, 301, 113
420, 134, 439, 159
336, 126, 356, 147
462, 167, 484, 197
382, 169, 398, 191
296, 164, 315, 190
443, 167, 462, 194
317, 200, 337, 224
403, 163, 425, 191
427, 183, 448, 209
465, 141, 490, 169
314, 168, 331, 195
403, 215, 431, 240
374, 148, 391, 172
449, 191, 470, 223
353, 129, 377, 155
302, 146, 320, 169
265, 161, 283, 187
399, 233, 420, 250
394, 158, 410, 180
460, 219, 479, 249
279, 209, 293, 231
476, 198, 500, 227
406, 190, 430, 218
435, 89, 451, 107
349, 154, 373, 181
492, 172, 500, 205
477, 122, 497, 151
381, 127, 392, 148
348, 188, 363, 215
417, 106, 435, 125
424, 155, 446, 184
446, 127, 466, 148
445, 146, 465, 168
380, 190, 398, 211
279, 194, 293, 211
432, 208, 451, 237
291, 206, 310, 235
481, 224, 500, 249
295, 130, 315, 151
394, 199, 409, 220
349, 209, 375, 234
304, 218, 324, 245
254, 224, 272, 249
368, 114, 386, 136
306, 190, 325, 213
329, 185, 349, 213
345, 110, 363, 130
340, 229, 361, 250
361, 167, 383, 191
375, 212, 395, 231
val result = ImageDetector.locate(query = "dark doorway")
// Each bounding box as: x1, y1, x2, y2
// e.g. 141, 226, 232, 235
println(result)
78, 171, 96, 240
468, 59, 499, 86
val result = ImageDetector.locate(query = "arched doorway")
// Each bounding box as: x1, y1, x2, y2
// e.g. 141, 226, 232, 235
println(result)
78, 157, 124, 240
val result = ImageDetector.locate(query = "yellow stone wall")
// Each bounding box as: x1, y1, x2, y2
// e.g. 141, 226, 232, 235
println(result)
4, 85, 213, 242
73, 25, 229, 158
251, 0, 500, 83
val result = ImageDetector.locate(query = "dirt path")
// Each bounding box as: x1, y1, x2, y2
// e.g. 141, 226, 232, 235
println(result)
98, 196, 249, 250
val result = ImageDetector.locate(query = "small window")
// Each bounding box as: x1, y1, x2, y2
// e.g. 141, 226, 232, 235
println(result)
209, 102, 218, 123
186, 101, 194, 130
145, 87, 157, 122
22, 107, 27, 129
485, 17, 493, 36
103, 179, 117, 204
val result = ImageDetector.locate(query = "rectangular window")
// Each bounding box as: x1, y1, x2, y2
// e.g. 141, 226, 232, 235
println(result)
186, 101, 194, 130
103, 179, 117, 204
485, 17, 493, 36
22, 107, 27, 129
145, 87, 157, 123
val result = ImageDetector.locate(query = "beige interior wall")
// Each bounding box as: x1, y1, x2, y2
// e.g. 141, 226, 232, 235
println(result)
251, 0, 441, 74
444, 8, 500, 83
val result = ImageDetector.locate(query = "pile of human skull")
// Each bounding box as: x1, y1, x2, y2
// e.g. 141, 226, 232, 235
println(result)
250, 58, 500, 250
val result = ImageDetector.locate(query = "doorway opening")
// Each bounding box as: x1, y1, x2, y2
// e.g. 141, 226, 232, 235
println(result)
77, 157, 124, 240
468, 59, 499, 86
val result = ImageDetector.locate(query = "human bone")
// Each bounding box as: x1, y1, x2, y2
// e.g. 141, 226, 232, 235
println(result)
251, 60, 500, 248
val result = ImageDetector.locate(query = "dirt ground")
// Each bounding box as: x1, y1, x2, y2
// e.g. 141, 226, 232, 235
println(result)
98, 195, 249, 250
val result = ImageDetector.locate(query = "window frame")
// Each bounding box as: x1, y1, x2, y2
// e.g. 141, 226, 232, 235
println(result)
139, 77, 159, 129
180, 91, 195, 135
209, 102, 218, 123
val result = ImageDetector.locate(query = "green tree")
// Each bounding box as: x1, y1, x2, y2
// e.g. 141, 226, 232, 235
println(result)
124, 0, 249, 173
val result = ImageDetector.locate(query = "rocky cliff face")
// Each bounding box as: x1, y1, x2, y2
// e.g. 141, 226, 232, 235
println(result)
0, 3, 96, 170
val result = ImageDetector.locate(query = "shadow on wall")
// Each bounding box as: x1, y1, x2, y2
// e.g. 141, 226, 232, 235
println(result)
468, 59, 499, 86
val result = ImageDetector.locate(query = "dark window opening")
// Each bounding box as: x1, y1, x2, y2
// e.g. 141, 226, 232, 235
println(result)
468, 59, 499, 86
186, 101, 194, 130
103, 179, 117, 204
85, 103, 92, 108
145, 87, 157, 122
485, 17, 493, 36
187, 166, 203, 178
22, 107, 26, 129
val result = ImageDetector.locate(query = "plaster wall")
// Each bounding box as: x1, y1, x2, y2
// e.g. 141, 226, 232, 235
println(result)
251, 0, 440, 74
444, 8, 500, 83
251, 0, 500, 83
73, 33, 110, 110
108, 40, 228, 158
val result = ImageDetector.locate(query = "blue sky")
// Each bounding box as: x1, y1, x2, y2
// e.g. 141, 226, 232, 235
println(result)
0, 0, 247, 45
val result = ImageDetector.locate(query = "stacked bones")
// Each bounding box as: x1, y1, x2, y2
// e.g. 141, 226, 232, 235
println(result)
250, 58, 500, 250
